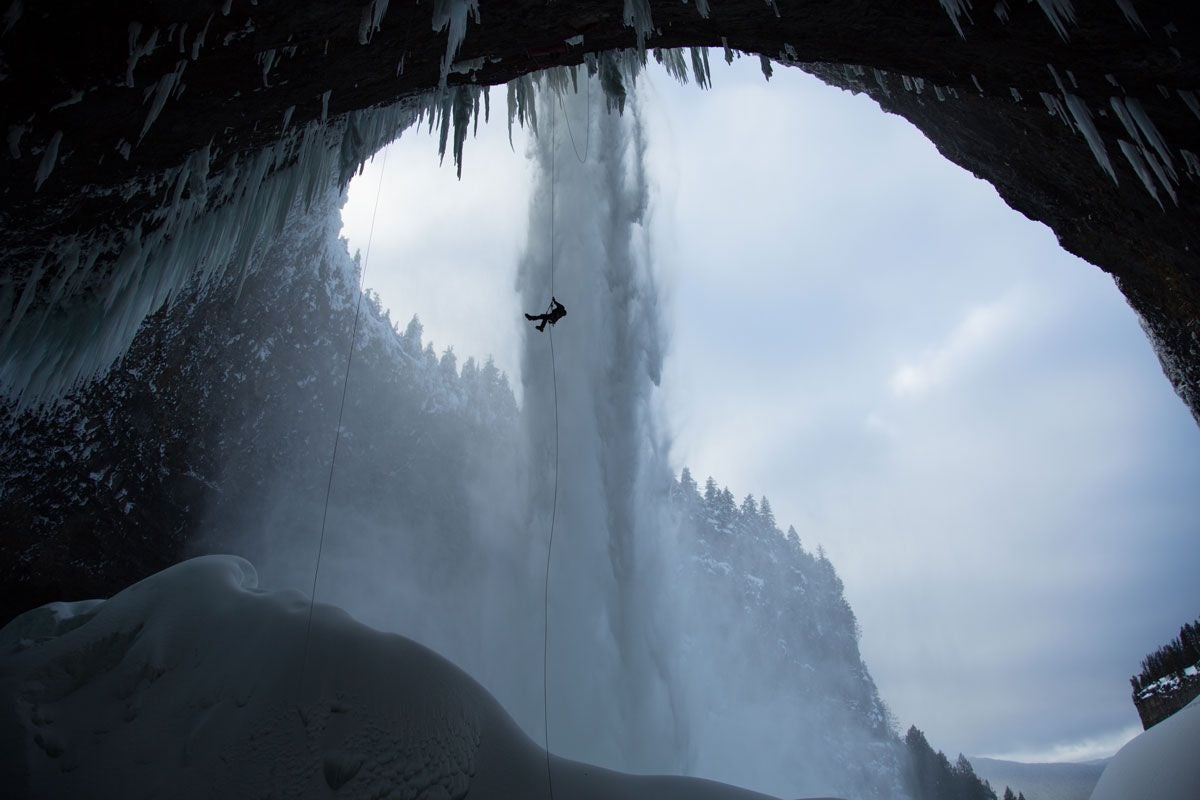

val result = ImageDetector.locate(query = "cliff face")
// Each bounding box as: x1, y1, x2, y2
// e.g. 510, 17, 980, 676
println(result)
1134, 673, 1200, 730
1, 1, 1198, 420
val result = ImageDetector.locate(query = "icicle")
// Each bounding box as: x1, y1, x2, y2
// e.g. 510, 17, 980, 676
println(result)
139, 60, 187, 142
1124, 97, 1176, 182
971, 74, 983, 94
938, 0, 973, 38
49, 90, 84, 111
722, 37, 733, 65
281, 105, 295, 134
1113, 0, 1146, 33
1181, 150, 1200, 179
7, 123, 26, 158
358, 0, 390, 45
759, 55, 772, 81
1035, 0, 1076, 41
623, 0, 653, 50
3, 0, 22, 34
994, 0, 1010, 23
1040, 92, 1075, 133
1141, 147, 1178, 205
656, 48, 688, 84
1109, 96, 1143, 145
126, 24, 160, 87
191, 15, 212, 60
690, 47, 711, 89
874, 69, 890, 95
321, 89, 332, 123
693, 0, 711, 18
431, 0, 481, 85
257, 49, 276, 87
1010, 87, 1022, 103
33, 130, 62, 191
1062, 94, 1117, 183
1118, 139, 1162, 207
1179, 90, 1200, 122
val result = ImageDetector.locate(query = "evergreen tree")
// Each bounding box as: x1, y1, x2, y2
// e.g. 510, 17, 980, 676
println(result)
740, 493, 758, 519
679, 467, 698, 498
1002, 788, 1016, 800
759, 496, 776, 529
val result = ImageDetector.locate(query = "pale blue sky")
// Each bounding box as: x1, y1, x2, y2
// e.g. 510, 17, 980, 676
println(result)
342, 57, 1200, 762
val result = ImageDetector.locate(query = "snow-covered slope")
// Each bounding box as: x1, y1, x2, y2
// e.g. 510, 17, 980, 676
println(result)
1088, 697, 1200, 800
0, 555, 793, 800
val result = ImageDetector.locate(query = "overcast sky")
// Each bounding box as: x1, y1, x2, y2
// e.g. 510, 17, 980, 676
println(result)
342, 57, 1200, 763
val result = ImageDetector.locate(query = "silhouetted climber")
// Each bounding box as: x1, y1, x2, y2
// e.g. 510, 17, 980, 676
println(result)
525, 297, 567, 332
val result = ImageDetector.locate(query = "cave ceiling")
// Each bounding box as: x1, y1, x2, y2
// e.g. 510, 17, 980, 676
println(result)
0, 1, 1197, 421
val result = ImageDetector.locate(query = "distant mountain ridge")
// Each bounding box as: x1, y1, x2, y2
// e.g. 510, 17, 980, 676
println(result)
969, 756, 1107, 800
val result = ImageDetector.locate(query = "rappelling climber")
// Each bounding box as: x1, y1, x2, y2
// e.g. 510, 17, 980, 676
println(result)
524, 297, 567, 332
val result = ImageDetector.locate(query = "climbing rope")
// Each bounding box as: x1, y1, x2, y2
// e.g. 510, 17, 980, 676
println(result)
557, 68, 592, 164
526, 51, 592, 165
542, 88, 561, 800
300, 143, 390, 681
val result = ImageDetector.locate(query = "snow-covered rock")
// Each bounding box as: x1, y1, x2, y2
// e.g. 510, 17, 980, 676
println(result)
0, 555, 784, 800
1088, 696, 1200, 800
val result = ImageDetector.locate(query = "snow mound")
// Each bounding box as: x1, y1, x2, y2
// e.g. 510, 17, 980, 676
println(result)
0, 556, 786, 800
1088, 696, 1200, 800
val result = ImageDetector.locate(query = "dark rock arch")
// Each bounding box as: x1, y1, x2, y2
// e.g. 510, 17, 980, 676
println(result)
1, 1, 1197, 418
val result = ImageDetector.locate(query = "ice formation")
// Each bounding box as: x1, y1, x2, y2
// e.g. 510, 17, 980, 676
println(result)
1035, 0, 1076, 40
2, 0, 721, 407
431, 0, 481, 84
139, 60, 187, 141
32, 130, 62, 191
3, 0, 1193, 411
938, 0, 973, 38
0, 556, 780, 800
358, 0, 389, 45
1063, 94, 1117, 183
1111, 96, 1180, 204
1113, 0, 1146, 33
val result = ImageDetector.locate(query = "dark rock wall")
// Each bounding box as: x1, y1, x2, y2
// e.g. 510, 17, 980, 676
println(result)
1134, 672, 1200, 729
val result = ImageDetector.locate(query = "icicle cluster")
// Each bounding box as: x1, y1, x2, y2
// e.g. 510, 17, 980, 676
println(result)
1, 101, 424, 406
939, 0, 1146, 39
3, 0, 741, 405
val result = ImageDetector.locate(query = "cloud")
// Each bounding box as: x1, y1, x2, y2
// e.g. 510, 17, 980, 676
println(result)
985, 723, 1143, 763
891, 290, 1025, 399
345, 53, 1200, 765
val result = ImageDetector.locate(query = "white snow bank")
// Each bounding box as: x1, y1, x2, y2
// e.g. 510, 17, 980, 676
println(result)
0, 556, 790, 800
1088, 696, 1200, 800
